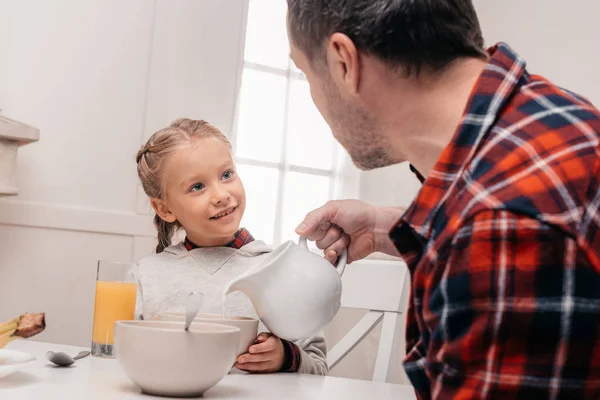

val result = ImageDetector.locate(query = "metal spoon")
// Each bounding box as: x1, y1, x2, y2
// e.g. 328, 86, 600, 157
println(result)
46, 350, 90, 367
185, 291, 204, 331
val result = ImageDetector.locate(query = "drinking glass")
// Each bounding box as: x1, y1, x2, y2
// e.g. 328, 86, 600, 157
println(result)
91, 260, 138, 358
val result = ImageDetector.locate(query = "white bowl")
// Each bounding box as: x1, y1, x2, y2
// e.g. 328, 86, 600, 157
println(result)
115, 320, 240, 398
0, 349, 36, 379
159, 313, 258, 357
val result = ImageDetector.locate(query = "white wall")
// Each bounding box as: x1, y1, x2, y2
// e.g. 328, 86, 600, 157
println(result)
360, 163, 422, 207
475, 0, 600, 107
0, 0, 247, 346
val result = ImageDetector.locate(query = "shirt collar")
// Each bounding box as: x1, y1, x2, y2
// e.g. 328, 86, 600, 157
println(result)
184, 228, 255, 251
409, 164, 425, 183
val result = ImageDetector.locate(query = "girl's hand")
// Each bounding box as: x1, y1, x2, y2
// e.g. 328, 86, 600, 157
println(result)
235, 332, 285, 373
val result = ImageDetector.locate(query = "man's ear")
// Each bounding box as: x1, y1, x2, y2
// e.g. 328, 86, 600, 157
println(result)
326, 32, 361, 95
151, 198, 177, 223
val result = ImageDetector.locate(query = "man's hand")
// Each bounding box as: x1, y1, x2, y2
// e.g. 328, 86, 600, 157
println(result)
295, 200, 404, 263
235, 333, 285, 373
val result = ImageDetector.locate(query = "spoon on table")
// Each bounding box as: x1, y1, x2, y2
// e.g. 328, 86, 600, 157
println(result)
185, 291, 204, 331
46, 350, 90, 367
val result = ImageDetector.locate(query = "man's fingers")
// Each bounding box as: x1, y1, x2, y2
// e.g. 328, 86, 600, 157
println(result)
324, 233, 351, 264
315, 225, 343, 250
308, 221, 332, 242
295, 202, 339, 238
324, 250, 337, 264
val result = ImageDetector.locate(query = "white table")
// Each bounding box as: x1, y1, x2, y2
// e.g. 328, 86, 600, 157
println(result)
2, 341, 417, 399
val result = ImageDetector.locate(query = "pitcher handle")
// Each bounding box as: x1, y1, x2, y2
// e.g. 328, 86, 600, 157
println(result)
298, 236, 309, 249
298, 236, 347, 276
335, 248, 348, 276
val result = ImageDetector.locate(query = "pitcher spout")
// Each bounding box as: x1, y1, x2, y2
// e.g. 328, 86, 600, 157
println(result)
223, 243, 286, 299
223, 275, 244, 297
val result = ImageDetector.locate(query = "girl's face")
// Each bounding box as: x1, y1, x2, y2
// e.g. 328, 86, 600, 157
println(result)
151, 137, 246, 246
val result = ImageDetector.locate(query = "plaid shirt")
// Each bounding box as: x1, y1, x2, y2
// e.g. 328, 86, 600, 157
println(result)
391, 43, 600, 399
185, 228, 302, 372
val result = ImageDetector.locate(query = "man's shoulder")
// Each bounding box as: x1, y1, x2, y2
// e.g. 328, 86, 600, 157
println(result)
460, 76, 600, 228
492, 73, 600, 149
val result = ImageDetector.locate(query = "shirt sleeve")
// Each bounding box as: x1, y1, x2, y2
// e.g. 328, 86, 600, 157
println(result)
279, 339, 301, 372
279, 333, 328, 375
426, 209, 600, 399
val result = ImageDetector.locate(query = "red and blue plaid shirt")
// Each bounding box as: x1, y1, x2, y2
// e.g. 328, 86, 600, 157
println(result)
185, 228, 301, 373
392, 43, 600, 399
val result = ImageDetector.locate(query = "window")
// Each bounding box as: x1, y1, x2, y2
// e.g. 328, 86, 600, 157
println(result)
233, 0, 358, 245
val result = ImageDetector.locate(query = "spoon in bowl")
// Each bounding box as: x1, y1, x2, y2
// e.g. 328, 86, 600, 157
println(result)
185, 291, 204, 331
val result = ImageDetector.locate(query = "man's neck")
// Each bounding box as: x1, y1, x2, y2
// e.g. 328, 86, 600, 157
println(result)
371, 57, 488, 178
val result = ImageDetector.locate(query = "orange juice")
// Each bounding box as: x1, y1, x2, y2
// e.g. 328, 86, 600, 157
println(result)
92, 281, 137, 345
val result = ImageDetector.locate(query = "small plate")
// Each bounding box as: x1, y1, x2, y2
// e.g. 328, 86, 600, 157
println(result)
0, 349, 36, 379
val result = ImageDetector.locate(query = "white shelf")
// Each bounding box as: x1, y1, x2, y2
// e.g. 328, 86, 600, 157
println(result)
0, 116, 40, 196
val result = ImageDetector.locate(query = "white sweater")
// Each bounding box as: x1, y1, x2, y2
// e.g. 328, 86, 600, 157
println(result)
135, 240, 328, 375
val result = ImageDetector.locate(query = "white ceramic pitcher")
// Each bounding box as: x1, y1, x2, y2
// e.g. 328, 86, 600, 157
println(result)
223, 236, 347, 342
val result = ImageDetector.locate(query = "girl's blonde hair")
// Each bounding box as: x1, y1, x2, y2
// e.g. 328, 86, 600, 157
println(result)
136, 118, 232, 253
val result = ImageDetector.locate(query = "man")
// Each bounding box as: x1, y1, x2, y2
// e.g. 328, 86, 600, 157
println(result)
287, 0, 600, 398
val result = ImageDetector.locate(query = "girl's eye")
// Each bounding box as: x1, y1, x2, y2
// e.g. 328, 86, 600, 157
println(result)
189, 183, 205, 192
222, 170, 234, 180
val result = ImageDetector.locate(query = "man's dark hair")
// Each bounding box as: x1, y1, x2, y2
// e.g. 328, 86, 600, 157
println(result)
287, 0, 486, 75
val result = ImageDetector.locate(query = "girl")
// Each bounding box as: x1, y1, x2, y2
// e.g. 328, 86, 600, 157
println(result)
135, 118, 327, 375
